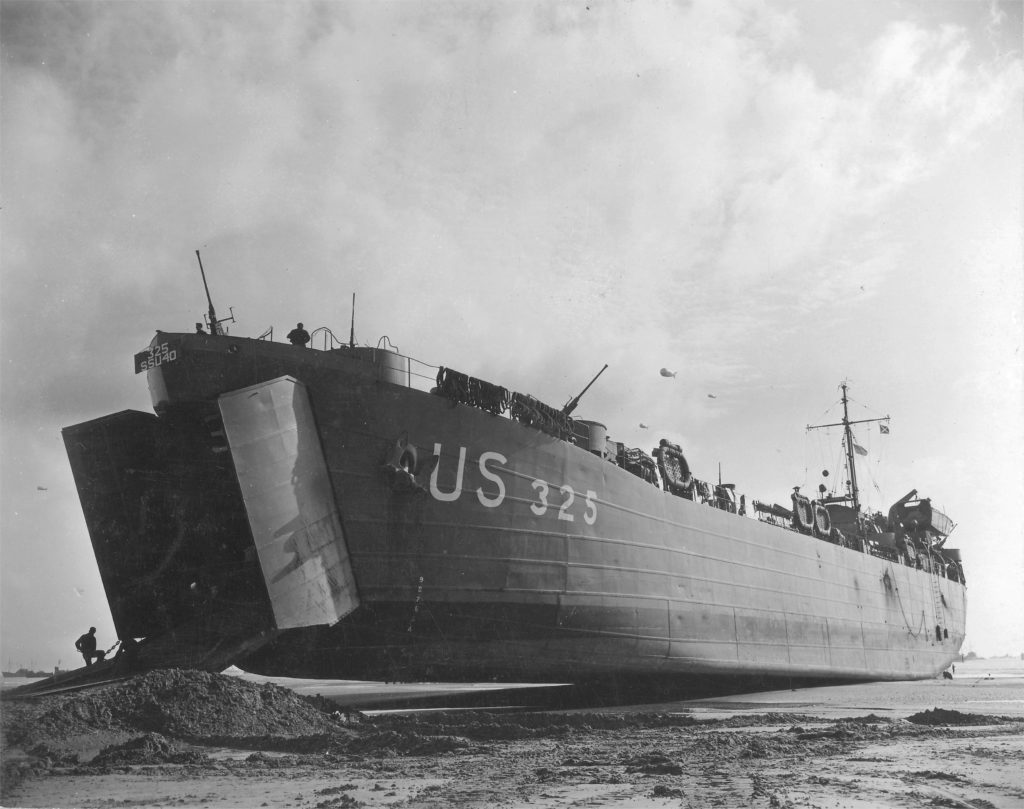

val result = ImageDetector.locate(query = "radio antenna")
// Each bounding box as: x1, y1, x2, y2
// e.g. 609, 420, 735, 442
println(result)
350, 293, 356, 348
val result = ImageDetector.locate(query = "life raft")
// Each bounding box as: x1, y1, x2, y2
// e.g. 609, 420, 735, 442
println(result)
813, 502, 831, 535
791, 492, 814, 534
654, 439, 693, 496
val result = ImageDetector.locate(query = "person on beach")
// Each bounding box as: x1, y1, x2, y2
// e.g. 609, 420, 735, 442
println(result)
113, 636, 140, 673
75, 627, 106, 667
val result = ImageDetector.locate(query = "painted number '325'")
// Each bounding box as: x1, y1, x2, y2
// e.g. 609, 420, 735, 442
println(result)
134, 342, 178, 374
429, 443, 598, 526
530, 480, 597, 525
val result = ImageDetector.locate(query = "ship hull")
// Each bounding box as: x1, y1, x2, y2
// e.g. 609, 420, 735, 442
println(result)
65, 332, 966, 683
249, 378, 965, 681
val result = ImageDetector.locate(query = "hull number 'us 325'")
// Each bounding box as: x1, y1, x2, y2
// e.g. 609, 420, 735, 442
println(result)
133, 342, 178, 374
429, 443, 598, 526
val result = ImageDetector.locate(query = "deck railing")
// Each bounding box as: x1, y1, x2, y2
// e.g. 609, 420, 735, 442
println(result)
310, 327, 346, 351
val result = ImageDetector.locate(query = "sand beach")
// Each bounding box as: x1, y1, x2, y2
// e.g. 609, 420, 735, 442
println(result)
2, 657, 1022, 808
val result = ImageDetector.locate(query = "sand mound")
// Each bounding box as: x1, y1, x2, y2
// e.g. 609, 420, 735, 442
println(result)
3, 669, 353, 749
906, 707, 1015, 726
87, 733, 210, 767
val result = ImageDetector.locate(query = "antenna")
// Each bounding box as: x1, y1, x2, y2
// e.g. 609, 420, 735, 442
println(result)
350, 292, 355, 349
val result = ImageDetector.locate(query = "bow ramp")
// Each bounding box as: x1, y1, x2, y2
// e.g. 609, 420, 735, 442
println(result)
47, 376, 358, 693
218, 376, 359, 629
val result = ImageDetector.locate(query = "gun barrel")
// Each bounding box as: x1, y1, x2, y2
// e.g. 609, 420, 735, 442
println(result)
196, 250, 219, 334
563, 364, 609, 415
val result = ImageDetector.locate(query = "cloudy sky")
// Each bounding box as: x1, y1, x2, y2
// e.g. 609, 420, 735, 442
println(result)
2, 0, 1021, 671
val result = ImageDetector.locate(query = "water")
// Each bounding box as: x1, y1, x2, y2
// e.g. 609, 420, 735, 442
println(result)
952, 656, 1024, 679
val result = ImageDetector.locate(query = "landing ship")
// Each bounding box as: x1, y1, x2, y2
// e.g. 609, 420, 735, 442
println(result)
61, 268, 966, 687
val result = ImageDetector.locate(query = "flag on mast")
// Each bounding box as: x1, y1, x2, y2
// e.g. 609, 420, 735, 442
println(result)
880, 423, 890, 434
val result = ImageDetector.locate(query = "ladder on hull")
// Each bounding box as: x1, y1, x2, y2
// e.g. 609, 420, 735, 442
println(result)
929, 572, 945, 641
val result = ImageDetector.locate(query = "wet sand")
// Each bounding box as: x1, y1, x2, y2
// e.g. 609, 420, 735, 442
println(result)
3, 659, 1022, 808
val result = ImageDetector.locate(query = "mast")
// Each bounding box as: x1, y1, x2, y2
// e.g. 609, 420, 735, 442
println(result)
840, 382, 860, 509
807, 382, 889, 512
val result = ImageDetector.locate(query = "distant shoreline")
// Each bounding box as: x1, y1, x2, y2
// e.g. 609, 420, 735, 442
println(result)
1, 670, 53, 680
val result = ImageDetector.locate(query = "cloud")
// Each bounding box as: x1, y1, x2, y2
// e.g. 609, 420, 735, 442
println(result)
3, 0, 1018, 437
2, 0, 1021, 662
3, 0, 1016, 447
